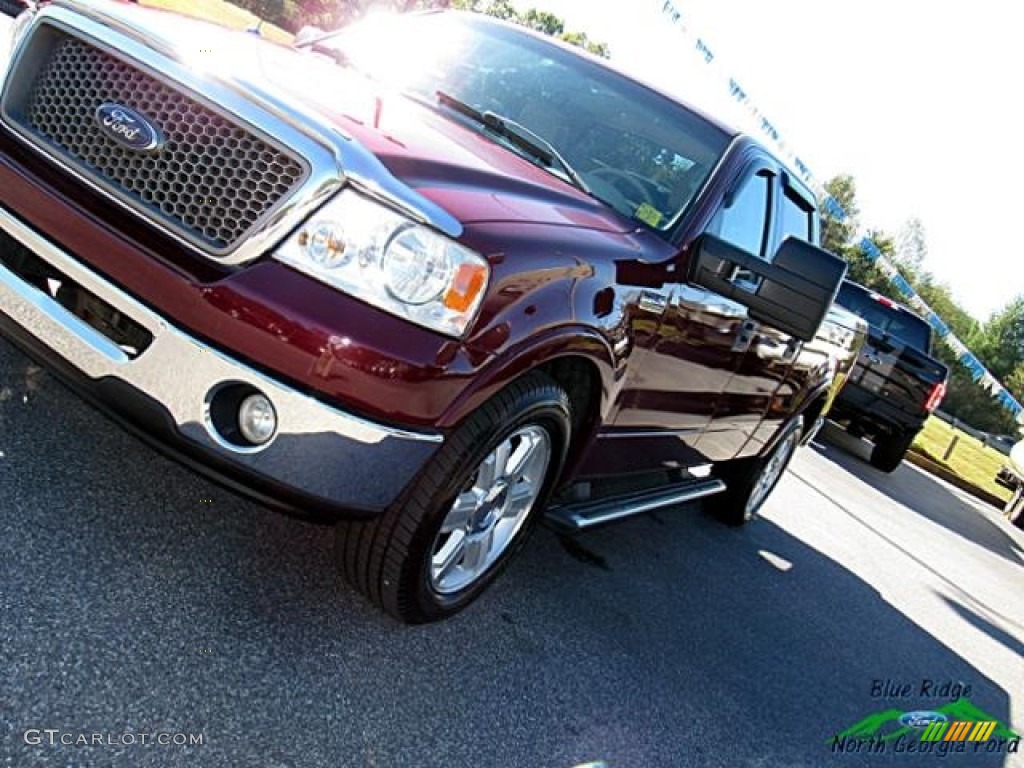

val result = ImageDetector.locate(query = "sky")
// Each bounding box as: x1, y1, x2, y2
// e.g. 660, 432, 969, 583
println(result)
513, 0, 1023, 323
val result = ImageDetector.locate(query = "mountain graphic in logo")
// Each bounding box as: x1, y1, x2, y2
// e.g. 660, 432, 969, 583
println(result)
831, 698, 1020, 743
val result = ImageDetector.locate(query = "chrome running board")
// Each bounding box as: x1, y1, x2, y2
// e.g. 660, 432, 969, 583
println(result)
545, 479, 726, 532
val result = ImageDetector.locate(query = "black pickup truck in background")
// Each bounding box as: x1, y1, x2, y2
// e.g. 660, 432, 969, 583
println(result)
828, 280, 949, 472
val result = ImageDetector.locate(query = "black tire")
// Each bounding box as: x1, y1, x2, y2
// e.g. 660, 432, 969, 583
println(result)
870, 431, 914, 473
709, 416, 803, 527
334, 371, 570, 623
1006, 486, 1024, 529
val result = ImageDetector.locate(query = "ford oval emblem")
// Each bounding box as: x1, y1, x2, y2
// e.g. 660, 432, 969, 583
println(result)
898, 711, 948, 728
94, 103, 162, 152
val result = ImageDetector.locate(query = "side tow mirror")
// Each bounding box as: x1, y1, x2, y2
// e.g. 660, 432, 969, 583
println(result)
689, 234, 847, 341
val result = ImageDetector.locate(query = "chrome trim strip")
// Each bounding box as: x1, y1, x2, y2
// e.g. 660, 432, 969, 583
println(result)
3, 266, 131, 364
638, 290, 668, 314
213, 72, 464, 240
0, 207, 442, 509
546, 479, 726, 531
801, 415, 826, 446
0, 4, 37, 84
600, 428, 703, 439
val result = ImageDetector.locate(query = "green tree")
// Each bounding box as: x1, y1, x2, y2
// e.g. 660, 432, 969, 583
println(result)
973, 297, 1024, 380
446, 1, 611, 57
1006, 363, 1024, 408
914, 276, 977, 342
849, 229, 901, 295
559, 31, 610, 57
894, 216, 927, 272
819, 175, 889, 291
522, 8, 564, 35
926, 292, 1024, 433
820, 174, 859, 257
274, 0, 611, 56
481, 0, 519, 20
942, 368, 1019, 434
913, 274, 980, 386
230, 0, 299, 28
817, 174, 1022, 432
399, 0, 453, 9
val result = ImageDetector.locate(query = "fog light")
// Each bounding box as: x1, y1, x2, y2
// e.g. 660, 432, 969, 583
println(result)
238, 393, 277, 445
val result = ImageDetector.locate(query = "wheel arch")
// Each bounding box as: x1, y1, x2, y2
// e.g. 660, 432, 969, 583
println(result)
439, 328, 615, 425
796, 386, 832, 447
533, 355, 605, 487
753, 384, 829, 461
437, 330, 615, 488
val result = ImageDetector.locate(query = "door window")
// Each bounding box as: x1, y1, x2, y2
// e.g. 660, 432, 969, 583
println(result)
777, 185, 814, 245
707, 171, 772, 289
707, 171, 772, 258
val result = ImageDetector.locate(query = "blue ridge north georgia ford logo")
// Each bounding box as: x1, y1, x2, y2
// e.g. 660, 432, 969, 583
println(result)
94, 103, 161, 152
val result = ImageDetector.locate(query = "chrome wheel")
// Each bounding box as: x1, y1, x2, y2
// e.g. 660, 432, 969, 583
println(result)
429, 425, 552, 595
745, 428, 800, 518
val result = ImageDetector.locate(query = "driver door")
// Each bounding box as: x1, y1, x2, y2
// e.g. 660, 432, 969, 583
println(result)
608, 166, 778, 466
691, 164, 801, 461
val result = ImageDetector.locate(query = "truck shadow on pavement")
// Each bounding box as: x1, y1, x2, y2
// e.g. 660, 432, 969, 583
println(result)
517, 502, 1018, 766
813, 424, 1024, 569
936, 592, 1024, 665
0, 348, 1018, 767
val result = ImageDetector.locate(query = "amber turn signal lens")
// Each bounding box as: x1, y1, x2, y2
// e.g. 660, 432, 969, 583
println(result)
443, 262, 487, 313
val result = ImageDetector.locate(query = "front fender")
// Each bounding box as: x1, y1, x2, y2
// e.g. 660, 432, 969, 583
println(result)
437, 324, 618, 429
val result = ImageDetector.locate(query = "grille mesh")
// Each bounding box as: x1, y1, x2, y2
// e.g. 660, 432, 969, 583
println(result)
21, 35, 307, 252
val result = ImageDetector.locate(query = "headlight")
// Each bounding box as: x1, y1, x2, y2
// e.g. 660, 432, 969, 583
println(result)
273, 190, 489, 337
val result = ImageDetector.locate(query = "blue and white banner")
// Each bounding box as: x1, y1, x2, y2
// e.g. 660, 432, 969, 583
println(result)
658, 0, 1023, 423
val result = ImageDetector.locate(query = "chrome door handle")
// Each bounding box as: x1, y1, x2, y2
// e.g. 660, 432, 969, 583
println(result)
638, 290, 668, 314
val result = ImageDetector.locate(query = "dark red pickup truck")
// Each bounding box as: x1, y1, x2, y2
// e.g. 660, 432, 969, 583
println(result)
0, 2, 858, 621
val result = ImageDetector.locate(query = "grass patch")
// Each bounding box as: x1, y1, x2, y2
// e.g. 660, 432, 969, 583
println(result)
138, 0, 294, 45
912, 416, 1012, 503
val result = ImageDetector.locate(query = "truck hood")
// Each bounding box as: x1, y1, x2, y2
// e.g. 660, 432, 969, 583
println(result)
257, 55, 635, 234
61, 1, 634, 236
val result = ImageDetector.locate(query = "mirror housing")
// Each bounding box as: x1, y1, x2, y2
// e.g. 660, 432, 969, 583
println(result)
689, 235, 847, 341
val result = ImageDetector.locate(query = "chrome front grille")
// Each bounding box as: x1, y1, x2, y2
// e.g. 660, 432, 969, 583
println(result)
5, 28, 309, 255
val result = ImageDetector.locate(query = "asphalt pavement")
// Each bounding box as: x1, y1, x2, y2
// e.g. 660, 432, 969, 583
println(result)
1, 338, 1022, 767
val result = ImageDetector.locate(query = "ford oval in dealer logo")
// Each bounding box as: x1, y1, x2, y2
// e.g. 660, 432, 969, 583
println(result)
898, 711, 948, 728
94, 103, 161, 152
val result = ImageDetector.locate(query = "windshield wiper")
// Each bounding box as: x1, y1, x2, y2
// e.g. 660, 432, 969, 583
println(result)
436, 91, 590, 194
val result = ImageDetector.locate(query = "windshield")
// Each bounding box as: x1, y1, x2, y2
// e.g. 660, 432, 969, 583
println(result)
316, 12, 730, 232
837, 282, 932, 353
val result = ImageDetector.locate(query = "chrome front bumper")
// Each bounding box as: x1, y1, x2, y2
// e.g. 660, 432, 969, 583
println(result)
0, 206, 442, 514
